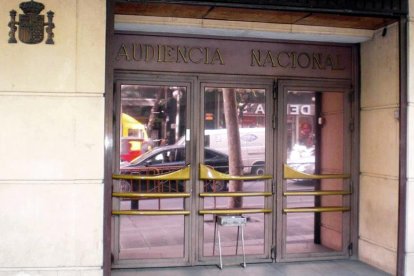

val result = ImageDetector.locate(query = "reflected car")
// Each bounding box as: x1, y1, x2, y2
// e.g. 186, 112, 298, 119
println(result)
287, 144, 315, 173
120, 145, 229, 192
287, 144, 316, 186
122, 144, 228, 170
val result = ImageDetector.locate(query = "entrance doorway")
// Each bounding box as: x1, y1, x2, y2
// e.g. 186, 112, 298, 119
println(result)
110, 75, 354, 268
277, 80, 353, 261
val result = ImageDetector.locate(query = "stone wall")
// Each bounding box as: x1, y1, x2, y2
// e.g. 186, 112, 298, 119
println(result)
0, 0, 106, 274
360, 23, 400, 275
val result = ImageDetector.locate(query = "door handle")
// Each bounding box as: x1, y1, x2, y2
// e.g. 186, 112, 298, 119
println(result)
283, 164, 349, 180
199, 164, 272, 181
113, 165, 191, 181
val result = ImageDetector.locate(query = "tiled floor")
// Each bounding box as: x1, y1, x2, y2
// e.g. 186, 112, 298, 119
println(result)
112, 260, 390, 276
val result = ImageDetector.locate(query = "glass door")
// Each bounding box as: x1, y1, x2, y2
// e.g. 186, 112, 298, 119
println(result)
110, 76, 355, 268
111, 79, 193, 267
277, 80, 353, 260
197, 81, 274, 265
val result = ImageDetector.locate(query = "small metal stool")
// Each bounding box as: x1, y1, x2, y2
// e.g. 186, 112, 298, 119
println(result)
214, 215, 247, 269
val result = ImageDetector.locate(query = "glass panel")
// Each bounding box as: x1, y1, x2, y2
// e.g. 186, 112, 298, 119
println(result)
285, 90, 346, 255
202, 87, 267, 256
286, 91, 317, 175
119, 215, 185, 259
116, 84, 188, 260
204, 87, 266, 177
286, 211, 342, 254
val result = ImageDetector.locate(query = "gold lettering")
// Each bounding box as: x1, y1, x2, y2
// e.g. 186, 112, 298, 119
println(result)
251, 49, 263, 67
117, 42, 348, 75
145, 44, 155, 62
325, 54, 334, 69
297, 53, 311, 68
132, 43, 143, 61
210, 48, 225, 65
277, 52, 290, 68
157, 45, 163, 62
116, 44, 130, 61
263, 51, 277, 67
204, 47, 210, 64
189, 47, 203, 64
289, 52, 297, 68
163, 45, 176, 62
312, 53, 325, 70
177, 46, 189, 63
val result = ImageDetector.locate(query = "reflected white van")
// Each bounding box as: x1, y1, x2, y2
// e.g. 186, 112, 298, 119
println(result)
177, 128, 265, 175
205, 128, 265, 175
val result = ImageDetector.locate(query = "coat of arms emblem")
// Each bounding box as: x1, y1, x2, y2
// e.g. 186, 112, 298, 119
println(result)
8, 0, 55, 44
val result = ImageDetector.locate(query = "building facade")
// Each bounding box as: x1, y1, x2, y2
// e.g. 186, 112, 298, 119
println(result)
0, 0, 413, 275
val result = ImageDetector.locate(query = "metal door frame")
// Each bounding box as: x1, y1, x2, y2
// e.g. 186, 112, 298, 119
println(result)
109, 73, 359, 268
111, 72, 279, 267
275, 78, 358, 262
111, 72, 196, 268
195, 75, 275, 265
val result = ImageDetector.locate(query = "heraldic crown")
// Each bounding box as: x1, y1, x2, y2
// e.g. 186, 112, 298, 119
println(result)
19, 0, 45, 15
8, 0, 55, 44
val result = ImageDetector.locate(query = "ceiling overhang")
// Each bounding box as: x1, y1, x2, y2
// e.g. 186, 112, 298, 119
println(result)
115, 15, 378, 43
115, 0, 407, 18
114, 1, 400, 43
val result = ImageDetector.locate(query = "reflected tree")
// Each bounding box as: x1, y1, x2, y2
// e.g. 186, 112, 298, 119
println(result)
223, 88, 244, 208
147, 88, 165, 136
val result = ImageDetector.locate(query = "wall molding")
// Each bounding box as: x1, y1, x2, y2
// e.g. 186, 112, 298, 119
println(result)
0, 179, 103, 185
360, 172, 399, 181
0, 91, 104, 97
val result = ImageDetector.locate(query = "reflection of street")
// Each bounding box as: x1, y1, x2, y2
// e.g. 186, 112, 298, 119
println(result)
285, 179, 317, 253
287, 180, 316, 208
117, 179, 317, 260
119, 215, 185, 259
